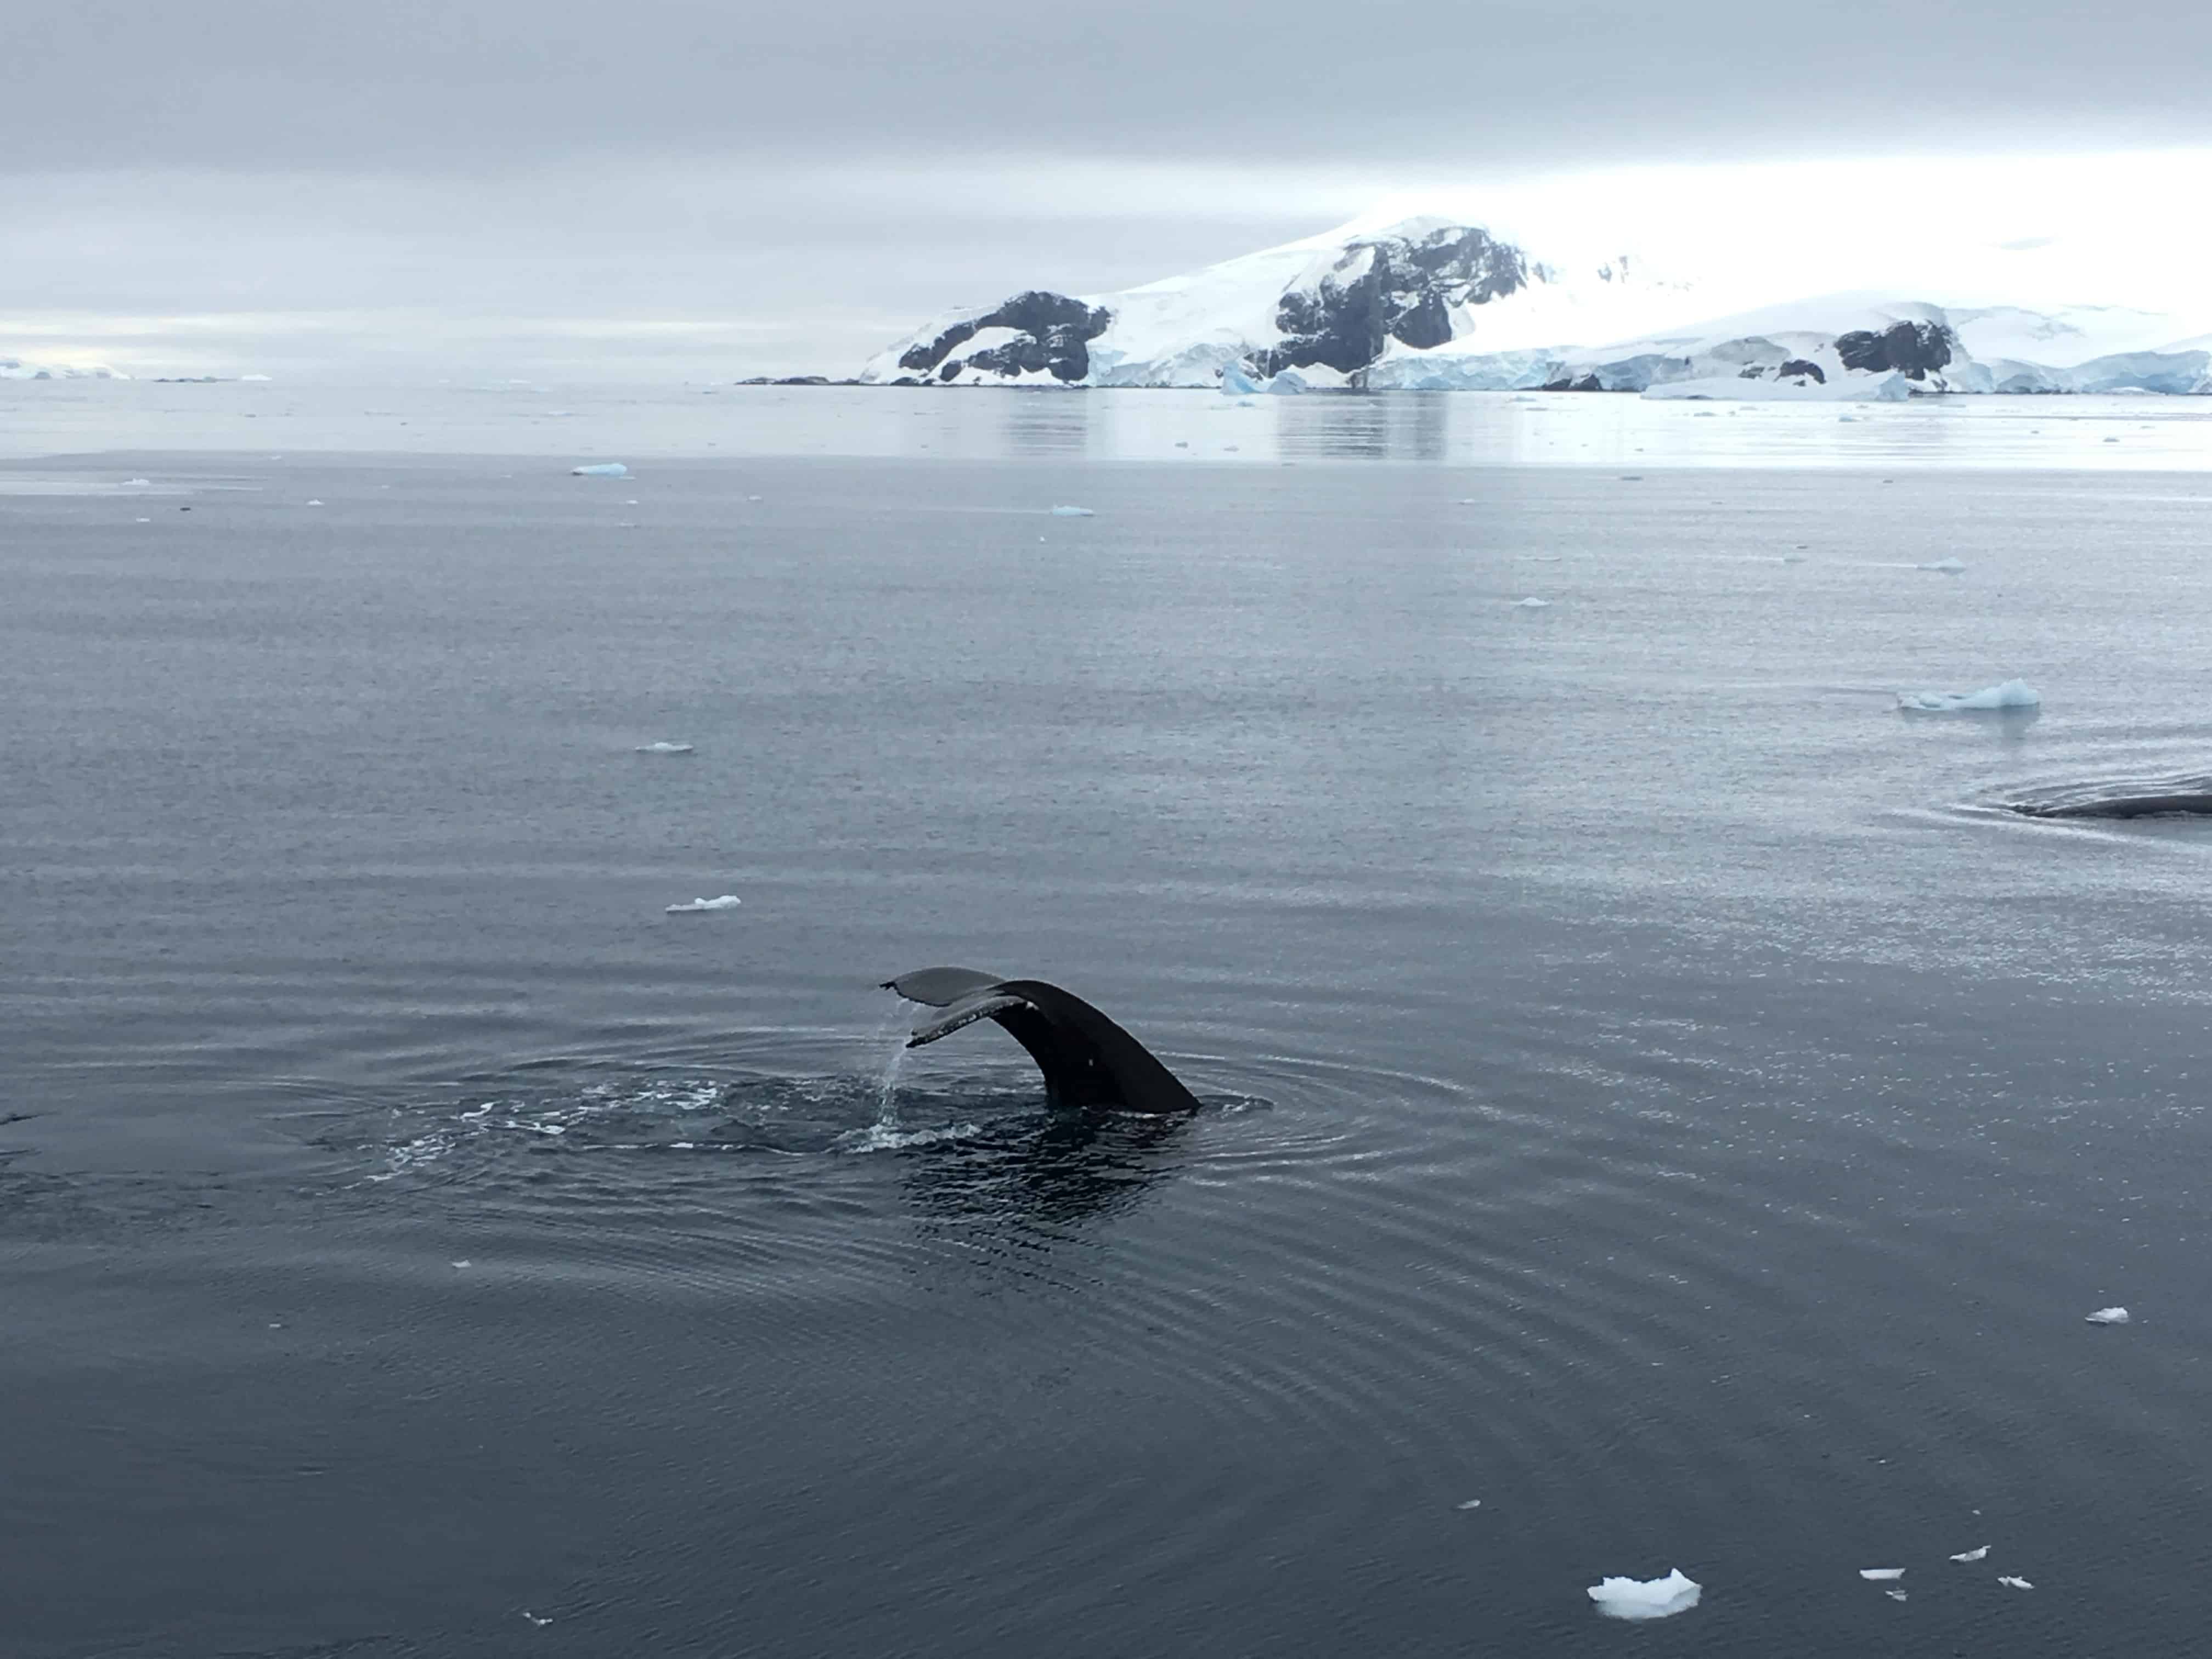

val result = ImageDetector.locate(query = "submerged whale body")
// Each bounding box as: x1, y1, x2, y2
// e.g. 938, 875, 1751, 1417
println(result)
2010, 774, 2212, 820
882, 967, 1201, 1114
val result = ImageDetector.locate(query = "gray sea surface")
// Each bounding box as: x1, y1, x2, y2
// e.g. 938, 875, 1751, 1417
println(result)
7, 383, 2212, 1656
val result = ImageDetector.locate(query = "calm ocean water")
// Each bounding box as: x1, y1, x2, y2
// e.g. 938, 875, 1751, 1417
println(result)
7, 383, 2212, 1656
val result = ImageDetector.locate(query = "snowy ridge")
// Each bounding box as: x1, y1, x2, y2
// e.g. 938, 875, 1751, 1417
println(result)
1, 357, 128, 381
862, 211, 2212, 397
1373, 295, 2212, 399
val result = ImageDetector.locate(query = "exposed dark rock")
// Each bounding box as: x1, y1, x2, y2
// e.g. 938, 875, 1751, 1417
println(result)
897, 290, 1113, 383
1249, 225, 1530, 379
1776, 358, 1827, 383
1835, 320, 1953, 379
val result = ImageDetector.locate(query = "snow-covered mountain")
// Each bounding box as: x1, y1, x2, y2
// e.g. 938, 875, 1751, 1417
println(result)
861, 214, 2211, 397
861, 216, 1684, 391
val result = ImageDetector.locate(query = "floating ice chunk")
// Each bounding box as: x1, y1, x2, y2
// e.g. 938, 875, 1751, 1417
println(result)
624, 498, 639, 505
1950, 1546, 1990, 1562
134, 516, 151, 523
1587, 1569, 1701, 1621
306, 499, 324, 506
522, 1611, 554, 1626
664, 895, 741, 913
636, 741, 695, 754
1220, 362, 1263, 396
450, 1259, 471, 1268
1860, 1568, 1905, 1581
1455, 1499, 1483, 1510
571, 462, 629, 477
123, 477, 150, 486
1514, 597, 1552, 608
2085, 1306, 2131, 1324
1897, 680, 2040, 713
1916, 557, 1968, 573
1998, 1576, 2034, 1590
1048, 505, 1095, 517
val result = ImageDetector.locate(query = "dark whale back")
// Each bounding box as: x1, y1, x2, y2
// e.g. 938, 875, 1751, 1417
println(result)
882, 967, 1201, 1115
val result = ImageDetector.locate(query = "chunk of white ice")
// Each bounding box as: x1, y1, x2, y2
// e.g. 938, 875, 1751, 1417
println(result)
2085, 1306, 2131, 1324
664, 895, 741, 914
1999, 1576, 2034, 1590
1587, 1570, 1701, 1621
1048, 505, 1095, 517
1455, 1499, 1482, 1510
1950, 1546, 1990, 1562
636, 742, 695, 754
571, 462, 629, 477
1896, 680, 2040, 713
1860, 1568, 1906, 1581
1515, 597, 1552, 608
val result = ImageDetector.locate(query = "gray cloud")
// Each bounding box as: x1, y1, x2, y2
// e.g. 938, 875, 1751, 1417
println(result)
13, 0, 2212, 172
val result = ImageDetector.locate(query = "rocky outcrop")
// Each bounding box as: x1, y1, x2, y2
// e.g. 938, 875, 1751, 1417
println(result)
1836, 320, 1953, 377
894, 290, 1113, 383
1248, 225, 1529, 379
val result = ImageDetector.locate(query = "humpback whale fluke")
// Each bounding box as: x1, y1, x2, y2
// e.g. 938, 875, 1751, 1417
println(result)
882, 967, 1201, 1115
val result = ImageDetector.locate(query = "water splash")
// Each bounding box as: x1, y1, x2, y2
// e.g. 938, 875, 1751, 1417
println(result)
870, 1000, 914, 1128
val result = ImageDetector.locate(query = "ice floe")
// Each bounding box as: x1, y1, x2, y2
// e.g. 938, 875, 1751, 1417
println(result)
1455, 1499, 1483, 1510
1514, 597, 1553, 608
1859, 1568, 1905, 1581
1950, 1546, 1990, 1562
1587, 1570, 1701, 1621
2084, 1306, 2131, 1324
664, 895, 741, 914
1897, 680, 2040, 713
571, 462, 629, 477
1999, 1576, 2034, 1590
636, 742, 695, 755
1048, 504, 1095, 517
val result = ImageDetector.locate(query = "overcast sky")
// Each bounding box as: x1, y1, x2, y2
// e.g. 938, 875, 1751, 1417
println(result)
8, 1, 2212, 379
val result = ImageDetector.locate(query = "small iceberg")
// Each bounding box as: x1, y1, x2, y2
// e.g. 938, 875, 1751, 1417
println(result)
1897, 680, 2040, 713
1587, 1570, 1701, 1621
1514, 597, 1552, 608
664, 895, 741, 914
636, 741, 695, 755
1998, 1576, 2034, 1590
123, 477, 150, 486
1950, 1546, 1990, 1562
1859, 1568, 1905, 1581
1916, 557, 1967, 573
1454, 1499, 1482, 1510
1047, 505, 1094, 517
1220, 362, 1263, 396
306, 499, 324, 506
571, 462, 630, 477
2085, 1306, 2131, 1325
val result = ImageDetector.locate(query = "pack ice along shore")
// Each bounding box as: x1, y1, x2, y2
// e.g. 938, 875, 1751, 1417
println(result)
859, 213, 2212, 400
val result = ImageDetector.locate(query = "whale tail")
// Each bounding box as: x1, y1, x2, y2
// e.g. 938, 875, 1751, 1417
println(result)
881, 967, 1201, 1115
